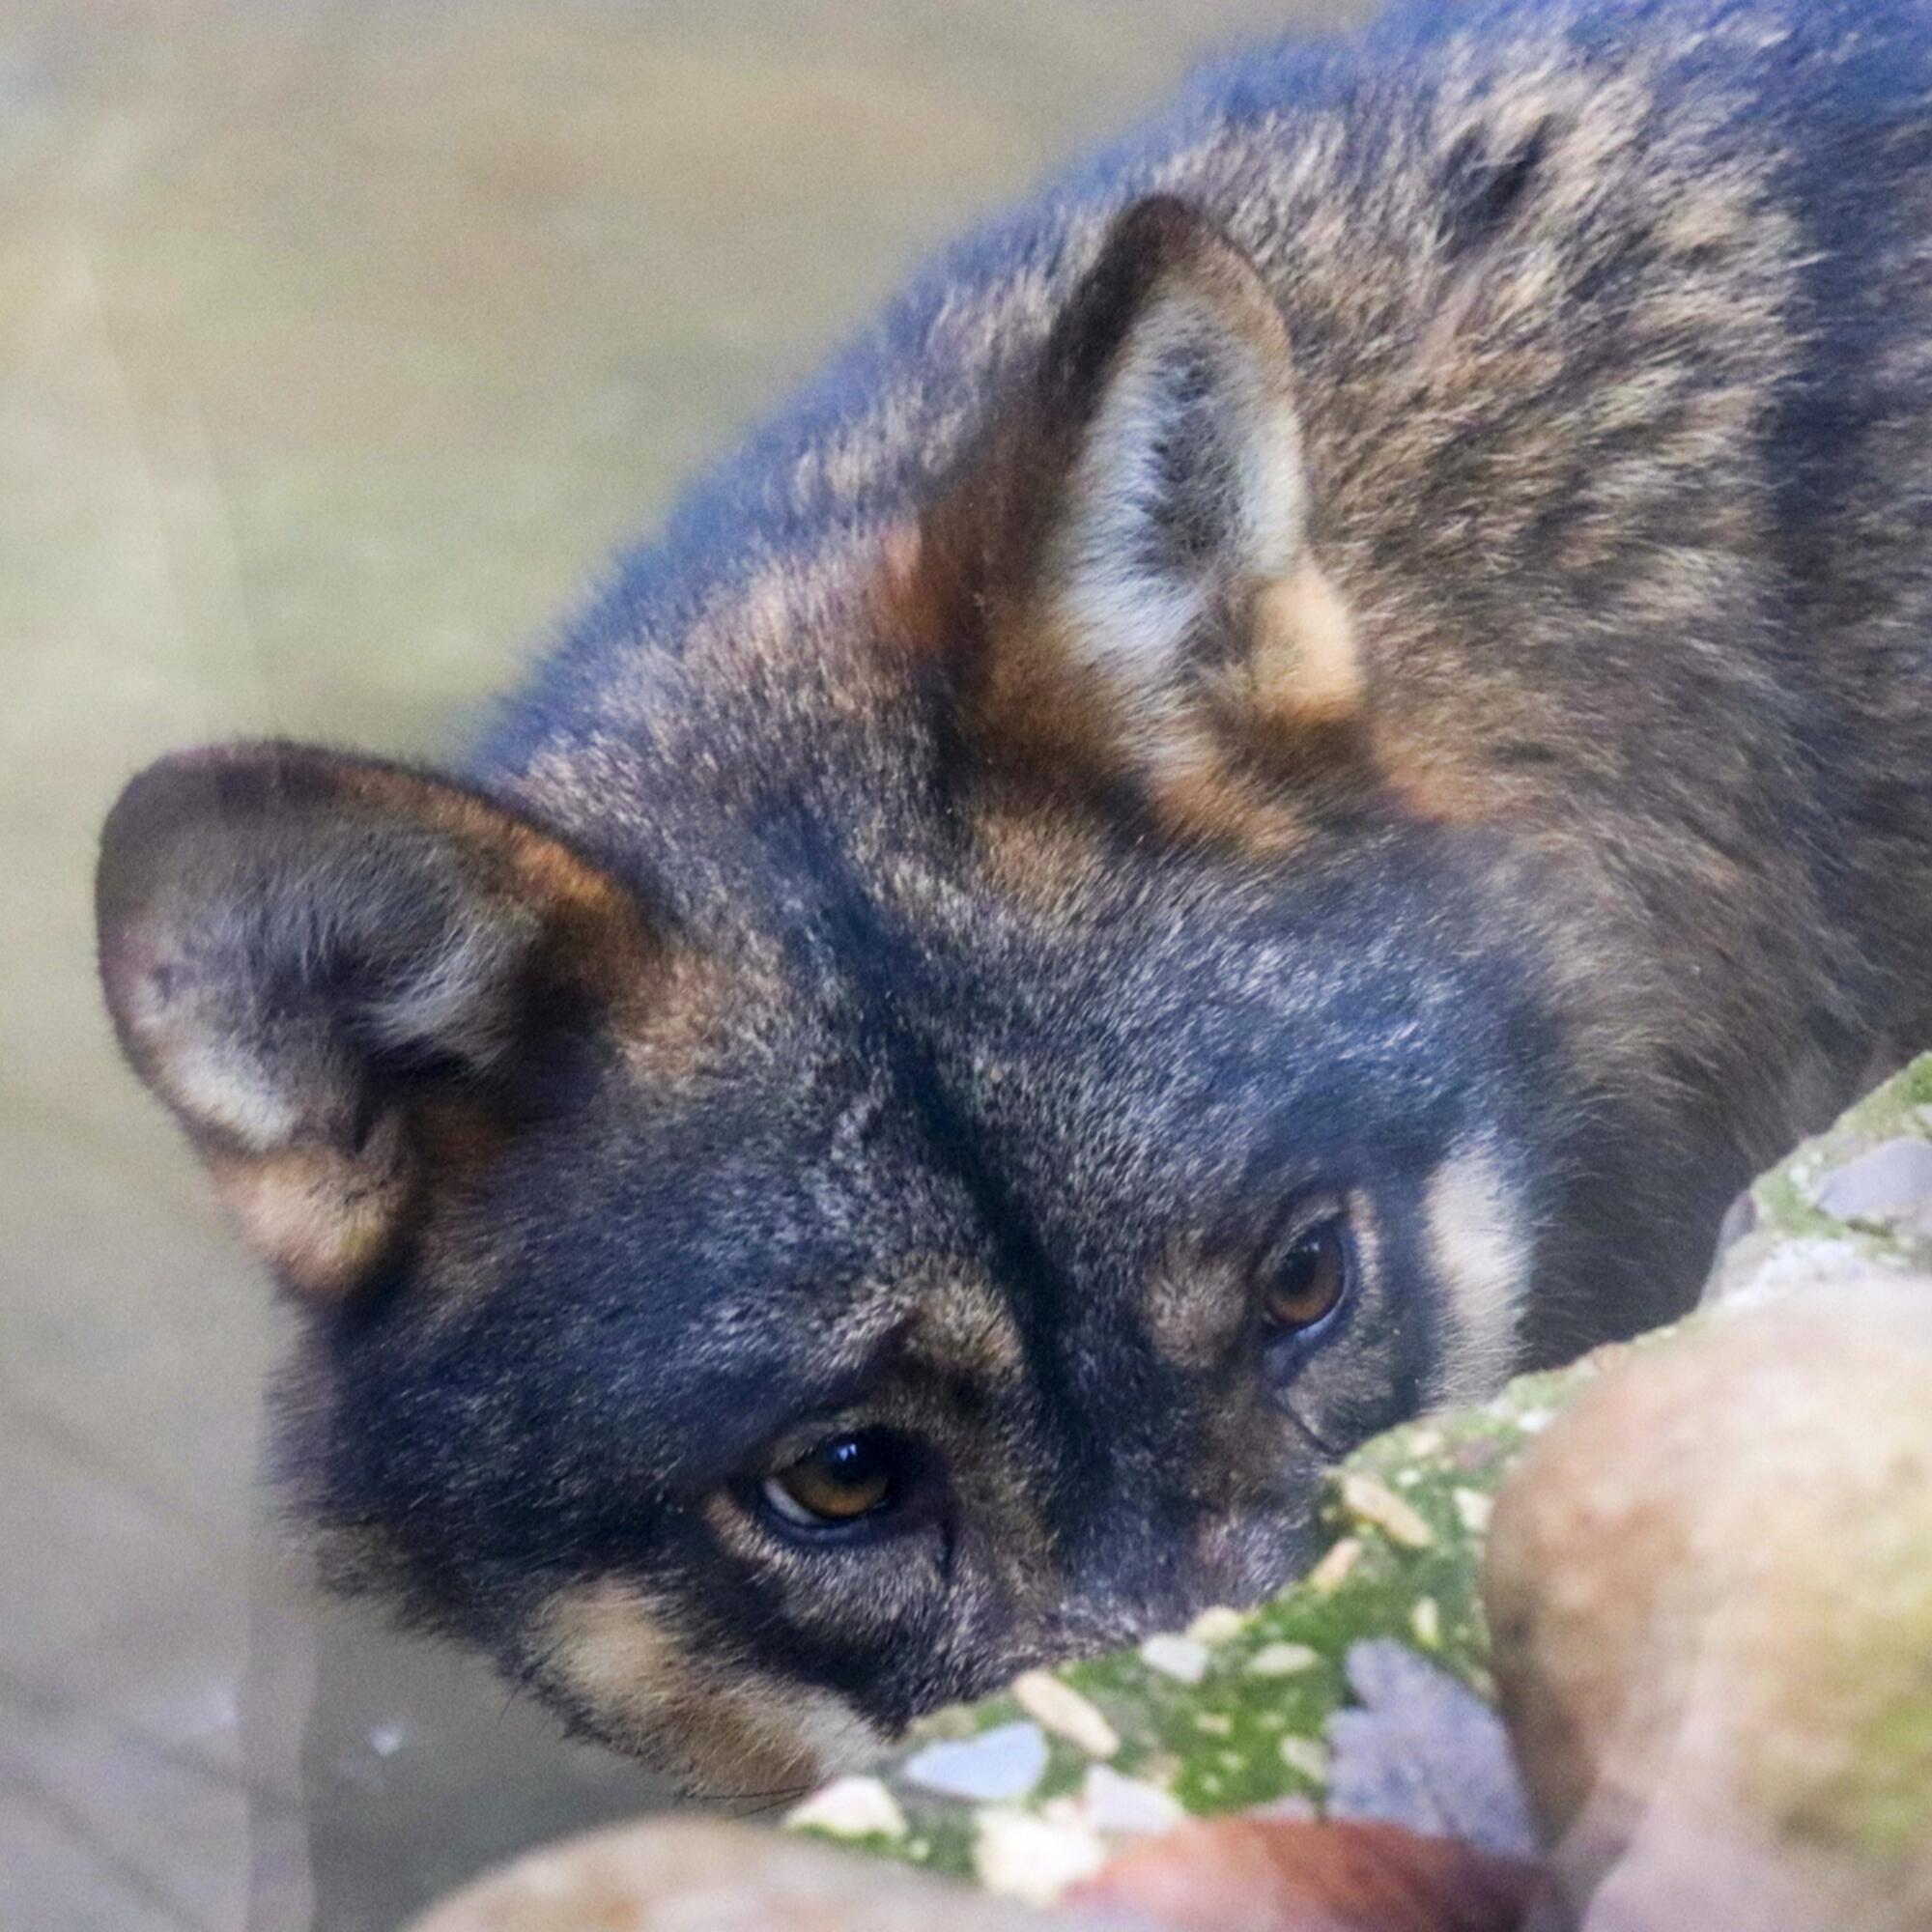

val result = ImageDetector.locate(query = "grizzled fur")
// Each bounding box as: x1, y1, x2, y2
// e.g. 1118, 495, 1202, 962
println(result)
97, 0, 1932, 1795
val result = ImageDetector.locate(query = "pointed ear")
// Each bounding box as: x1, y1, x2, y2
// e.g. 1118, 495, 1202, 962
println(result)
910, 197, 1362, 810
97, 744, 659, 1300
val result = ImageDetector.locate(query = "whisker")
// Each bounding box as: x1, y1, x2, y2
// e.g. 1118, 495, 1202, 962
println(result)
689, 1778, 818, 1815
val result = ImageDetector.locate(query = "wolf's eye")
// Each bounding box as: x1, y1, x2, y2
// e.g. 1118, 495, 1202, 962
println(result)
1262, 1214, 1350, 1333
762, 1432, 898, 1529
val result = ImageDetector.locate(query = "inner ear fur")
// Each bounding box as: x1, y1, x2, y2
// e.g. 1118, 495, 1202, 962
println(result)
903, 195, 1366, 816
97, 743, 659, 1300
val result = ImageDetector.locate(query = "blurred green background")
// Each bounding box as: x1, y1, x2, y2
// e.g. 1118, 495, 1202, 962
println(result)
0, 3, 1360, 1925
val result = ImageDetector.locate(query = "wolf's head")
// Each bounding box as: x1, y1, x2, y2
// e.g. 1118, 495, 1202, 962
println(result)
97, 201, 1634, 1796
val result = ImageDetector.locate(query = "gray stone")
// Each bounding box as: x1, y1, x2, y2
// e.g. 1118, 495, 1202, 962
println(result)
1324, 1640, 1538, 1859
1815, 1137, 1932, 1225
903, 1722, 1049, 1804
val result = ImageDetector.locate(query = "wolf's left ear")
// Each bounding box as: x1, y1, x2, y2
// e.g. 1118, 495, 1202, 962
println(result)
97, 745, 662, 1300
907, 196, 1361, 805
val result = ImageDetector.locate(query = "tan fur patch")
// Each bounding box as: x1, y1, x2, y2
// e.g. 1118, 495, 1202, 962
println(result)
908, 1271, 1027, 1381
971, 798, 1113, 911
613, 942, 746, 1092
206, 1117, 413, 1299
1425, 1147, 1529, 1405
1141, 1251, 1248, 1376
533, 1578, 882, 1796
1250, 565, 1364, 726
1147, 734, 1314, 856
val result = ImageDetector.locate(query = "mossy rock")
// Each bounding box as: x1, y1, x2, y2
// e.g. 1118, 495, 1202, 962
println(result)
1718, 1052, 1932, 1298
783, 1368, 1592, 1901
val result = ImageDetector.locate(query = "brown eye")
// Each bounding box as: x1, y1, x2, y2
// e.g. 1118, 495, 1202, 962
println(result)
1262, 1215, 1350, 1333
762, 1432, 897, 1529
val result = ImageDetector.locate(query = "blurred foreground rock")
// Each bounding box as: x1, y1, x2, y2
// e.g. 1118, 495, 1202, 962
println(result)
1486, 1282, 1932, 1931
1069, 1817, 1539, 1931
406, 1816, 1097, 1931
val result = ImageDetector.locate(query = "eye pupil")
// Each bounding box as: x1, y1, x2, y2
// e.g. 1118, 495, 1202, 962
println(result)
1263, 1217, 1350, 1332
764, 1431, 897, 1528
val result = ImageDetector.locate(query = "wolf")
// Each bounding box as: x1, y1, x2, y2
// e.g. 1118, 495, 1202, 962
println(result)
95, 0, 1932, 1794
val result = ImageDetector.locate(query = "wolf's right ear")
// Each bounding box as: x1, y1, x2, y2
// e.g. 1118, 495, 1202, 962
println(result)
97, 744, 661, 1300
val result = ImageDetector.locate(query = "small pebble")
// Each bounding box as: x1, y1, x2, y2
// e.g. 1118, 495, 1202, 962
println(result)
1080, 1764, 1184, 1835
1194, 1712, 1234, 1736
973, 1809, 1105, 1906
1815, 1137, 1932, 1226
1341, 1474, 1435, 1548
1186, 1605, 1248, 1645
1327, 1641, 1538, 1858
1454, 1488, 1494, 1534
1279, 1736, 1329, 1784
1139, 1634, 1211, 1684
1307, 1537, 1363, 1592
1248, 1640, 1321, 1677
1011, 1672, 1120, 1760
786, 1776, 907, 1840
903, 1722, 1048, 1803
1411, 1599, 1442, 1648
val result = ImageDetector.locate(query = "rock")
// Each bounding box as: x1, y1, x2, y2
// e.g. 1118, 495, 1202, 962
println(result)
1324, 1643, 1536, 1859
1711, 1053, 1932, 1306
1077, 1763, 1187, 1835
1067, 1816, 1541, 1932
1483, 1282, 1932, 1931
903, 1723, 1050, 1803
1814, 1136, 1932, 1226
1012, 1673, 1121, 1760
772, 1066, 1932, 1915
1138, 1635, 1212, 1684
403, 1816, 1083, 1930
